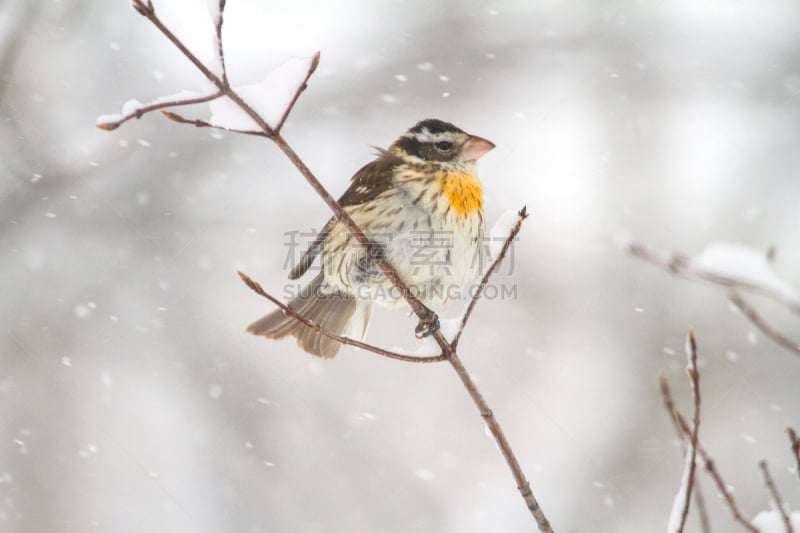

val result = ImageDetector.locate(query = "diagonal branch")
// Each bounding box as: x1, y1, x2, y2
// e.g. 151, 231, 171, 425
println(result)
660, 375, 758, 533
275, 53, 319, 133
237, 271, 446, 364
451, 207, 527, 350
789, 427, 800, 482
626, 241, 800, 316
446, 350, 552, 531
758, 460, 794, 533
728, 291, 800, 356
678, 328, 701, 533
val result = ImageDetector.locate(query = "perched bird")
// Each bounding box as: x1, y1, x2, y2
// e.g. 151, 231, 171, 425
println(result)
247, 118, 495, 357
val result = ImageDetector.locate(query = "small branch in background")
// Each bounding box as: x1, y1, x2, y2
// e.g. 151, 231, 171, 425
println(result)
451, 207, 527, 350
626, 241, 800, 314
237, 271, 445, 364
788, 427, 800, 481
704, 459, 760, 533
683, 329, 702, 532
660, 373, 711, 533
666, 329, 702, 533
758, 460, 794, 533
729, 291, 800, 356
660, 373, 758, 533
626, 240, 800, 357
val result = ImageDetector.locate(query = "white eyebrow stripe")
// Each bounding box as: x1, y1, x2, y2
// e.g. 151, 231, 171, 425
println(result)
403, 128, 456, 144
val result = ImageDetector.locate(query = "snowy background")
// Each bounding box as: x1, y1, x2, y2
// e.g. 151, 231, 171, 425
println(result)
2, 1, 799, 531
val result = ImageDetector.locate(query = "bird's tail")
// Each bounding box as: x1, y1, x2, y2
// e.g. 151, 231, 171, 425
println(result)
246, 273, 360, 358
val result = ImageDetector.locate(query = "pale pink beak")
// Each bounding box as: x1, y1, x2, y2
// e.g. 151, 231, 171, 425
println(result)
461, 134, 495, 162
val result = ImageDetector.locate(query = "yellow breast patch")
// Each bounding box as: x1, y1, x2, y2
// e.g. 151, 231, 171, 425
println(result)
439, 171, 484, 217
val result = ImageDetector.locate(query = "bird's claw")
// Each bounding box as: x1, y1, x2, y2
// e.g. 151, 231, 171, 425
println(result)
415, 312, 440, 338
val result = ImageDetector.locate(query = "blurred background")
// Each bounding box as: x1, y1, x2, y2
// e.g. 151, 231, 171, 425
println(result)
1, 1, 798, 531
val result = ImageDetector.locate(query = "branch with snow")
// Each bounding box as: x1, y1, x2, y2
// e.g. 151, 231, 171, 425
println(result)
758, 460, 794, 533
624, 239, 800, 356
98, 2, 553, 531
666, 329, 702, 533
752, 511, 800, 533
660, 364, 759, 533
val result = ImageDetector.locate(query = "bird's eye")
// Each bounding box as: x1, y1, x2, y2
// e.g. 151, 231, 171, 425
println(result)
435, 140, 453, 151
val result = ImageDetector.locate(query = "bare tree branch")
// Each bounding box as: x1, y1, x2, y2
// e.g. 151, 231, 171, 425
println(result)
758, 460, 794, 533
627, 240, 800, 357
728, 291, 800, 356
660, 372, 711, 533
660, 375, 759, 533
451, 207, 526, 350
237, 271, 446, 364
789, 427, 800, 482
275, 53, 319, 133
626, 241, 800, 315
672, 328, 701, 533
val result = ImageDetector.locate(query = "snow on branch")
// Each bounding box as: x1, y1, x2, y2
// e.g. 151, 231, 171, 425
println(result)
97, 0, 319, 134
752, 510, 800, 533
624, 239, 800, 356
758, 460, 794, 533
660, 362, 759, 533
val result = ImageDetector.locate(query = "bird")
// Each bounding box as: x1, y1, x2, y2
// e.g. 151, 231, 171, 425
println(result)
247, 118, 495, 358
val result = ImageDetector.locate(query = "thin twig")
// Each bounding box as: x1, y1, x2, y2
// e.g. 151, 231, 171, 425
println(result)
673, 328, 701, 533
759, 460, 794, 533
160, 110, 267, 136
729, 291, 800, 356
626, 241, 800, 316
237, 271, 445, 364
660, 376, 759, 533
705, 459, 760, 533
97, 91, 223, 131
789, 427, 800, 482
445, 350, 553, 532
659, 373, 711, 533
275, 52, 320, 133
214, 0, 228, 86
451, 207, 527, 350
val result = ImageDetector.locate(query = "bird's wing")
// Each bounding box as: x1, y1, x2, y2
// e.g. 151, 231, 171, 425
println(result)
288, 151, 401, 280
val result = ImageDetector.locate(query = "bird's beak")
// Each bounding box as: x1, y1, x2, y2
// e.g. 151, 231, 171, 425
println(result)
461, 134, 496, 162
